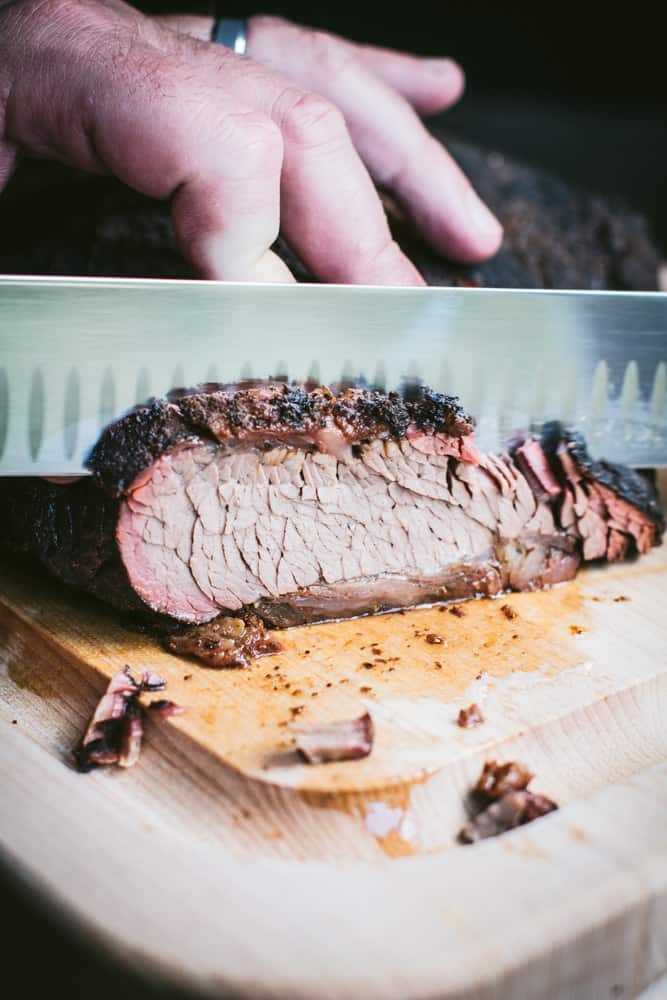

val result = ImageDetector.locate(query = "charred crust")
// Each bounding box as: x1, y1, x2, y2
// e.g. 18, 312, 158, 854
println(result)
86, 383, 476, 498
404, 385, 475, 436
589, 459, 665, 532
87, 399, 204, 497
180, 383, 474, 444
540, 420, 664, 531
273, 384, 325, 428
180, 384, 330, 438
333, 389, 410, 439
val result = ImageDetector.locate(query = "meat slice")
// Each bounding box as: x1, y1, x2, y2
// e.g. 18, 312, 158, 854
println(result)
73, 667, 182, 772
294, 712, 374, 764
458, 789, 558, 844
0, 384, 662, 626
529, 423, 664, 561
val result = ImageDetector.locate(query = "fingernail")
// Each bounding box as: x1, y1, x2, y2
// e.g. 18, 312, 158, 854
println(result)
465, 188, 503, 243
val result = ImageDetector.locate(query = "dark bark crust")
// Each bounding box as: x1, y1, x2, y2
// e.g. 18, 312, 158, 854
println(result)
0, 477, 145, 615
88, 383, 474, 500
88, 400, 203, 498
539, 421, 665, 532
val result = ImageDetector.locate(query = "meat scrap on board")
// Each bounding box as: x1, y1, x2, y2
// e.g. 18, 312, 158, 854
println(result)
459, 760, 558, 844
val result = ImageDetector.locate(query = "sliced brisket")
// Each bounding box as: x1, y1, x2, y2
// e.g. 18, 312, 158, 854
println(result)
0, 384, 663, 626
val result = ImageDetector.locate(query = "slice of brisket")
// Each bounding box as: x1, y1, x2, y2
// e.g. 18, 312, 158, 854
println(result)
0, 384, 663, 626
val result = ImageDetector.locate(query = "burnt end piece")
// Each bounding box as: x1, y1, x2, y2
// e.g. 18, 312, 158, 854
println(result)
459, 759, 558, 844
74, 666, 182, 771
456, 703, 485, 729
163, 614, 282, 668
473, 759, 533, 800
458, 790, 558, 844
540, 421, 665, 533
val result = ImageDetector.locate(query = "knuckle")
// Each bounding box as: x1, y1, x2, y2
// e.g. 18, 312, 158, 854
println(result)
217, 111, 283, 172
278, 90, 347, 148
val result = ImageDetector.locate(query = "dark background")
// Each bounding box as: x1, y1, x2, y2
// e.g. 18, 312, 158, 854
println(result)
2, 4, 666, 1000
135, 1, 667, 249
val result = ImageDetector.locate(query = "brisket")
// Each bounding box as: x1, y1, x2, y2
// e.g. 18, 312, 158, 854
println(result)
0, 134, 660, 290
0, 383, 662, 626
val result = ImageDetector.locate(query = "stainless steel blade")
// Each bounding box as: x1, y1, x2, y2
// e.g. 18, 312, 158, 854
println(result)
1, 276, 665, 475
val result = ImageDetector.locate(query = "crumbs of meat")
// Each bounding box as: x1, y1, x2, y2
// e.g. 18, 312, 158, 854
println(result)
474, 759, 533, 799
448, 605, 466, 618
73, 666, 184, 772
294, 711, 374, 764
457, 703, 484, 729
458, 759, 557, 843
500, 604, 517, 620
163, 612, 281, 667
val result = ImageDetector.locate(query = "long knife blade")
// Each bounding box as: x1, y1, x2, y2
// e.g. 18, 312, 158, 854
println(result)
0, 276, 665, 475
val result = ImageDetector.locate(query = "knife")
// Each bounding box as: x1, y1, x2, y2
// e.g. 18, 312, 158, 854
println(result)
0, 275, 665, 475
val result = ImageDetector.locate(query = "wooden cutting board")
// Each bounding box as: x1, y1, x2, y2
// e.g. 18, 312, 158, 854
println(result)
1, 488, 667, 997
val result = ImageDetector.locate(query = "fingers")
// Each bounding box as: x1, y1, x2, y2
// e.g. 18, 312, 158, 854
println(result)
169, 115, 293, 283
247, 19, 502, 263
157, 24, 423, 284
154, 14, 499, 266
0, 1, 477, 285
353, 44, 465, 116
271, 89, 424, 284
158, 15, 464, 116
0, 1, 292, 281
93, 72, 293, 282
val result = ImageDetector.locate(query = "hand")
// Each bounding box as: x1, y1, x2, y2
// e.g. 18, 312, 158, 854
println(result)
0, 1, 503, 284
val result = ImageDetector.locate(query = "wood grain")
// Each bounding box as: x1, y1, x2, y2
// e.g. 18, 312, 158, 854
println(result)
1, 512, 666, 995
2, 544, 666, 797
